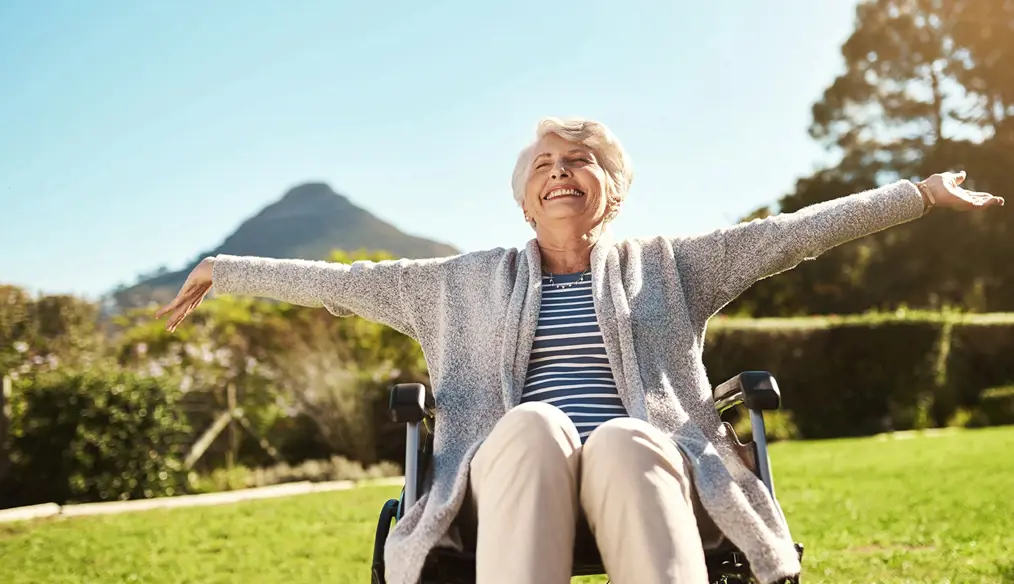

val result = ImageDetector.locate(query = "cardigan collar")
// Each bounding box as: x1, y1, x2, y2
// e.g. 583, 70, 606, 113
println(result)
499, 229, 646, 418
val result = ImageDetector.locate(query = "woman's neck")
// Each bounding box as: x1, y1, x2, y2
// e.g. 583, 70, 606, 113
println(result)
536, 227, 601, 274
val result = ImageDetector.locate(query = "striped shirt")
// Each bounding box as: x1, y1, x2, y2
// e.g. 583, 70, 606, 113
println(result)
521, 270, 628, 441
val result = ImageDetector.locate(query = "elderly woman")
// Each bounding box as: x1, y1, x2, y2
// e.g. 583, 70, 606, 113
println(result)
157, 118, 1002, 584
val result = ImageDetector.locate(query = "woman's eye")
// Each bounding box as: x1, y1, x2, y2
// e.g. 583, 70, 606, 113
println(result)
535, 162, 550, 170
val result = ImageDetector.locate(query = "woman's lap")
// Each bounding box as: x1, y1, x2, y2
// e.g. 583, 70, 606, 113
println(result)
454, 402, 721, 580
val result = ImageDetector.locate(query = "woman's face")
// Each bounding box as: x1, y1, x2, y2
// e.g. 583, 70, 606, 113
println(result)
522, 133, 611, 232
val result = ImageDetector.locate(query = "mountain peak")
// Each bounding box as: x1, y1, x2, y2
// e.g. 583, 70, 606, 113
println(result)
280, 182, 345, 203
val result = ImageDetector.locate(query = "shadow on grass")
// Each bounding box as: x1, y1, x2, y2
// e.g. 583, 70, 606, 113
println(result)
999, 561, 1014, 584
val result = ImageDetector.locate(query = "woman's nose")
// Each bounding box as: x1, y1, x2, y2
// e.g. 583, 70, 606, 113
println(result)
551, 164, 570, 180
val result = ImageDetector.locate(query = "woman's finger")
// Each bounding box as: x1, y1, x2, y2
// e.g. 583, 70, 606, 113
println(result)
955, 191, 1004, 210
184, 286, 207, 314
168, 304, 195, 332
154, 296, 179, 319
167, 299, 193, 331
166, 282, 211, 331
155, 287, 190, 319
984, 196, 1005, 207
162, 292, 194, 330
965, 191, 1002, 205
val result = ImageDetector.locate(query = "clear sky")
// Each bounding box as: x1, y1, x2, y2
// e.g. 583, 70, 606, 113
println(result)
0, 0, 859, 299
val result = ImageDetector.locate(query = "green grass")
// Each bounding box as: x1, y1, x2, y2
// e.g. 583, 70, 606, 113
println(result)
2, 427, 1013, 584
710, 310, 1014, 329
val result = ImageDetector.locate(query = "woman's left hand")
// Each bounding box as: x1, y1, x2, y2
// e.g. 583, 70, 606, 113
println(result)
920, 171, 1005, 211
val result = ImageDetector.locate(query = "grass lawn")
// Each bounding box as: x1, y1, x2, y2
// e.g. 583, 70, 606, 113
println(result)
2, 426, 1013, 584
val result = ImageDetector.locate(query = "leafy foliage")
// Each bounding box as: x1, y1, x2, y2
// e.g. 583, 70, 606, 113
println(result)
110, 249, 427, 467
1, 369, 190, 508
0, 285, 106, 380
727, 0, 1014, 317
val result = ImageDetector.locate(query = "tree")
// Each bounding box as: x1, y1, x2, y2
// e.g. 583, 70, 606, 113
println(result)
727, 0, 1014, 316
0, 285, 105, 379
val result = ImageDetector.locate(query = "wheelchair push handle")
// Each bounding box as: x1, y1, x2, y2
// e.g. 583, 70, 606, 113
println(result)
389, 383, 435, 424
712, 371, 782, 412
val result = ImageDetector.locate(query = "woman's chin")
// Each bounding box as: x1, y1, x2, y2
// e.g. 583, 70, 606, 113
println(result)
537, 214, 603, 233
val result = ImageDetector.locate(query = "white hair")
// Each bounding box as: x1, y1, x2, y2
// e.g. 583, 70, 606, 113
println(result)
511, 117, 634, 217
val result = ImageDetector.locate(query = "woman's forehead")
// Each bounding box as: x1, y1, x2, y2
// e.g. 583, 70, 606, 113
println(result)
532, 134, 592, 157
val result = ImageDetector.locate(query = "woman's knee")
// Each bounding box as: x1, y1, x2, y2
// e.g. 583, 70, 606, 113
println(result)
478, 402, 581, 463
504, 402, 580, 442
584, 417, 663, 455
583, 418, 692, 486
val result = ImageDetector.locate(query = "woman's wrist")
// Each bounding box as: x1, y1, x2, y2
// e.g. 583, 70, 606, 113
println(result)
915, 180, 936, 213
198, 256, 217, 284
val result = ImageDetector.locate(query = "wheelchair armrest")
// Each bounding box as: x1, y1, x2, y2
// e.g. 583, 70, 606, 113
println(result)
389, 383, 435, 424
713, 371, 781, 411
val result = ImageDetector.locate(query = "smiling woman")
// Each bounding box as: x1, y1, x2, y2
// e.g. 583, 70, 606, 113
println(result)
155, 117, 1003, 584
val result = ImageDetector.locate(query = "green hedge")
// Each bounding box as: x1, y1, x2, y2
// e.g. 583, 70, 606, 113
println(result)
1, 369, 191, 508
705, 317, 942, 438
979, 387, 1014, 426
704, 312, 1014, 439
943, 321, 1014, 410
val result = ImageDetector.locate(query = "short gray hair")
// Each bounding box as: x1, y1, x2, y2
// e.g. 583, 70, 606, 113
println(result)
511, 117, 634, 211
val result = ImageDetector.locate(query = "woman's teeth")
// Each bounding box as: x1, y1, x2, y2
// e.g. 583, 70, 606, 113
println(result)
545, 188, 584, 200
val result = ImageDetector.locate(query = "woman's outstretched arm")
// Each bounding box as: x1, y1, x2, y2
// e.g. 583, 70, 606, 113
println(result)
673, 172, 1004, 319
155, 253, 428, 337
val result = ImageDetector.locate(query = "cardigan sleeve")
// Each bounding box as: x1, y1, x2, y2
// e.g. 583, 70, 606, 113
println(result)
210, 254, 425, 337
673, 179, 927, 318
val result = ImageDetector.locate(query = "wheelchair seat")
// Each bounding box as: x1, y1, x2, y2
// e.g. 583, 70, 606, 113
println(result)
371, 372, 804, 584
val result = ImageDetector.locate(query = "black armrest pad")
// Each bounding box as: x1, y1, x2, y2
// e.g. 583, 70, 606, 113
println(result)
713, 371, 781, 411
389, 383, 435, 424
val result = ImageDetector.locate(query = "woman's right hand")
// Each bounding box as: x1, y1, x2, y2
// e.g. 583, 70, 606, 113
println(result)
155, 257, 215, 332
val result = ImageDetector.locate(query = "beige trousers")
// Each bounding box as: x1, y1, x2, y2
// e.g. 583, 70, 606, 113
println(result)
456, 402, 722, 584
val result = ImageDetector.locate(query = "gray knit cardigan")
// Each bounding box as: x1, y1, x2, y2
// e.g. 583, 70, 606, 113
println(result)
210, 180, 926, 584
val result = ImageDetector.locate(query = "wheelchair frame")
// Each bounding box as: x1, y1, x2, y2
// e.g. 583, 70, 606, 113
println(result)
372, 371, 803, 584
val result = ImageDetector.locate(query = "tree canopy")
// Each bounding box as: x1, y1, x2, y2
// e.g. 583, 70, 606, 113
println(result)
727, 0, 1013, 317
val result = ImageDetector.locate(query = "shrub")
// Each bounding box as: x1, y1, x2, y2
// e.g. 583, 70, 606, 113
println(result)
187, 456, 402, 493
1, 368, 191, 508
729, 410, 799, 443
944, 322, 1014, 412
979, 386, 1014, 426
705, 317, 943, 438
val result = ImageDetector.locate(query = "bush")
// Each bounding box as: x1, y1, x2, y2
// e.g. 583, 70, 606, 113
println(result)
705, 317, 943, 438
729, 410, 799, 443
187, 456, 402, 493
1, 369, 191, 508
979, 386, 1014, 426
944, 321, 1014, 412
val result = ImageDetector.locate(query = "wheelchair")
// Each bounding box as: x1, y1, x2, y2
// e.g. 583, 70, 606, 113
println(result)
371, 371, 804, 584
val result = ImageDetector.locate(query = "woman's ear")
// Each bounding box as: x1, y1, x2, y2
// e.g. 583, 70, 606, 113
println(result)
605, 195, 622, 222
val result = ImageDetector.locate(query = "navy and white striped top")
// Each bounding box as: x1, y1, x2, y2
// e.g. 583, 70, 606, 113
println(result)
521, 270, 628, 441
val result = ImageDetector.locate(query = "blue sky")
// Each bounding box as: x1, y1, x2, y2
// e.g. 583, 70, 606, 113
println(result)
0, 0, 859, 298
